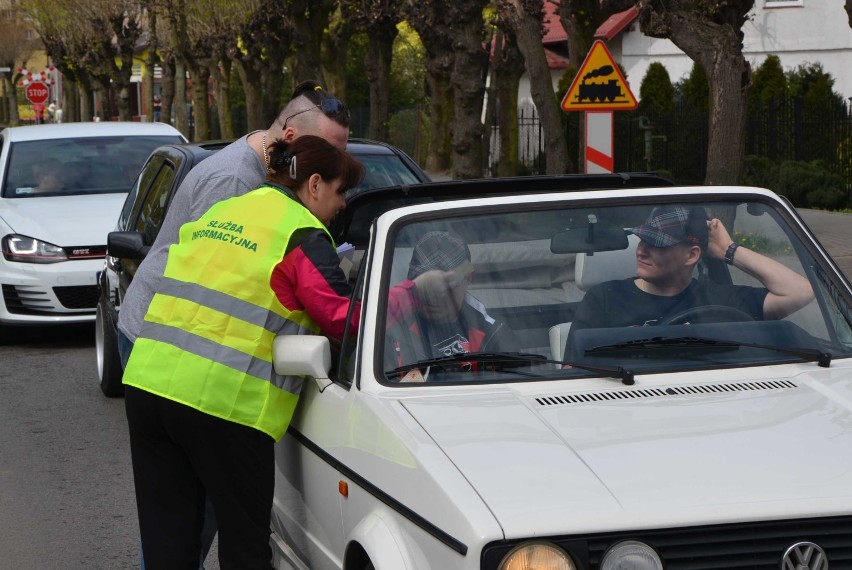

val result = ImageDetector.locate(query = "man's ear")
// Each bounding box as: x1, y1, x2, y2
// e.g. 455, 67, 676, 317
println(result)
685, 245, 702, 267
281, 125, 298, 142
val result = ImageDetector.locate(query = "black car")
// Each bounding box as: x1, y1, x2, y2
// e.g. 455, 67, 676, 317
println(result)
95, 138, 431, 396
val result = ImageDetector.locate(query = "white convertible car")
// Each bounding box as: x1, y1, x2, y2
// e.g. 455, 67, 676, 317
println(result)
271, 178, 852, 570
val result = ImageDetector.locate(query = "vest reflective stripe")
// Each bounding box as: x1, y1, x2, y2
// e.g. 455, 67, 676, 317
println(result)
123, 187, 331, 440
157, 276, 289, 332
131, 320, 307, 391
124, 337, 300, 440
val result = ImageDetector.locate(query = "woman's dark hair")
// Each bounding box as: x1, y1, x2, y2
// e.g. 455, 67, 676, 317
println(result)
268, 135, 364, 194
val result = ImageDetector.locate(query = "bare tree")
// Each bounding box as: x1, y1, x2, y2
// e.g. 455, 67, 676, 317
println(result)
289, 0, 336, 84
497, 0, 570, 173
491, 26, 525, 176
0, 3, 37, 125
406, 1, 455, 174
636, 0, 754, 185
348, 0, 401, 140
406, 0, 488, 178
321, 6, 357, 101
231, 0, 293, 130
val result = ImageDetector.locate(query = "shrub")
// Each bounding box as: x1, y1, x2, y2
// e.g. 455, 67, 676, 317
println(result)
775, 160, 846, 209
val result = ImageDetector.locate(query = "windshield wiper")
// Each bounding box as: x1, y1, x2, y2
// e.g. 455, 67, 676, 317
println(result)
387, 352, 636, 385
586, 336, 832, 368
387, 351, 548, 377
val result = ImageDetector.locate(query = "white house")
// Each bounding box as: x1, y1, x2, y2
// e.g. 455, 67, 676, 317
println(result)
599, 1, 852, 99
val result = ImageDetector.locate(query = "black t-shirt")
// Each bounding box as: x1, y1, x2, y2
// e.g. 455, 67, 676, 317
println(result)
566, 278, 768, 359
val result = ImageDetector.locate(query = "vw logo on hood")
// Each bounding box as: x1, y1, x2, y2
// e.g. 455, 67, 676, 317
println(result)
782, 542, 828, 569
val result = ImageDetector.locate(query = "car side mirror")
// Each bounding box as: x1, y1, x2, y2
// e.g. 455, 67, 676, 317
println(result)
107, 231, 150, 260
273, 335, 332, 391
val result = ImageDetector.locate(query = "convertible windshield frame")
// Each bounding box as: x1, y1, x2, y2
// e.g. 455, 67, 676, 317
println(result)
366, 190, 852, 388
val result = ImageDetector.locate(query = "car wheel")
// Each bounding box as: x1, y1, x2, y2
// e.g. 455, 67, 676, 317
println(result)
96, 298, 125, 397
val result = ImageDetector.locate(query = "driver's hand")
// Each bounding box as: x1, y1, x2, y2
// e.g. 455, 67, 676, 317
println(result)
706, 218, 735, 260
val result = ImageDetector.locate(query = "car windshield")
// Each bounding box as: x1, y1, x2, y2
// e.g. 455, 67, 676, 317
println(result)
347, 153, 424, 197
3, 135, 184, 198
376, 197, 852, 385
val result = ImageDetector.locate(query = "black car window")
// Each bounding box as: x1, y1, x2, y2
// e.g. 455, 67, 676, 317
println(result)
133, 161, 177, 245
120, 155, 165, 231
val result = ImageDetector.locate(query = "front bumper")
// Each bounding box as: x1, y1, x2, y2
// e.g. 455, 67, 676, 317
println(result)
0, 257, 102, 324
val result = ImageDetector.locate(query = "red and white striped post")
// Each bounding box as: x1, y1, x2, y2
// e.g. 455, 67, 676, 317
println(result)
585, 112, 614, 173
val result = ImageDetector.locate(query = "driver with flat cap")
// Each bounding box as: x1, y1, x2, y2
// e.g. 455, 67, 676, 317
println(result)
565, 205, 814, 359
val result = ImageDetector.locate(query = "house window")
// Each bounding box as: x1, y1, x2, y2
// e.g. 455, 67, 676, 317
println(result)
764, 0, 803, 7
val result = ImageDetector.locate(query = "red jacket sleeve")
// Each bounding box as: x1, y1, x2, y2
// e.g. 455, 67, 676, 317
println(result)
270, 229, 358, 340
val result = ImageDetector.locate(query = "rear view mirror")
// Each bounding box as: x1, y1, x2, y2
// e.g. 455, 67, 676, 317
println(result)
550, 223, 629, 254
107, 231, 150, 260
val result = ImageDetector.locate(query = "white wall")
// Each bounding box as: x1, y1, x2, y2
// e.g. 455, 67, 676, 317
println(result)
619, 2, 852, 98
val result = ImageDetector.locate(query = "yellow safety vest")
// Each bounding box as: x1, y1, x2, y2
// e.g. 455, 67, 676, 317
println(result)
123, 184, 333, 440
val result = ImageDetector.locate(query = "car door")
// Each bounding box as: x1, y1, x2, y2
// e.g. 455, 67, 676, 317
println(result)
272, 239, 374, 569
115, 155, 180, 303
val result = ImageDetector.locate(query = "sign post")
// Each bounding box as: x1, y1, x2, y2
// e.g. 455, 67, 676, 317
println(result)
561, 40, 638, 173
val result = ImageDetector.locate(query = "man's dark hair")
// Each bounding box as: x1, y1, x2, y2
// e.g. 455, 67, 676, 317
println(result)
288, 80, 350, 128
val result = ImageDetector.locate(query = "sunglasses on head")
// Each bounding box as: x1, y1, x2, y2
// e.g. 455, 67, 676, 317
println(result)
280, 95, 349, 129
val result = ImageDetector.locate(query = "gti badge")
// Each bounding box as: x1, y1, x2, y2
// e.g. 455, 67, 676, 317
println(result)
782, 541, 827, 569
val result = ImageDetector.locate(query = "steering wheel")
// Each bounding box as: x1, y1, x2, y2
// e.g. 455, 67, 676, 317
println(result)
661, 305, 755, 326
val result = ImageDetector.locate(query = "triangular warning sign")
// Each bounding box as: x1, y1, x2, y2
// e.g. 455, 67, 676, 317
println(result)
561, 40, 638, 111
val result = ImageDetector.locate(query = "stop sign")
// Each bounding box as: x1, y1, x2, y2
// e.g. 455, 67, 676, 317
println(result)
25, 81, 50, 105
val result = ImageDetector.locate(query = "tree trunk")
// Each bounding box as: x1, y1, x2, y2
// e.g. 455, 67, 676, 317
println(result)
637, 0, 753, 185
425, 73, 453, 174
160, 57, 176, 127
115, 79, 132, 121
290, 0, 333, 83
704, 50, 748, 185
500, 0, 571, 174
482, 30, 501, 175
145, 11, 158, 123
78, 82, 93, 123
365, 25, 397, 141
260, 56, 286, 125
173, 59, 189, 137
189, 65, 210, 141
7, 73, 20, 125
320, 20, 350, 102
448, 2, 489, 179
63, 77, 80, 123
493, 31, 525, 176
235, 60, 265, 131
210, 58, 234, 139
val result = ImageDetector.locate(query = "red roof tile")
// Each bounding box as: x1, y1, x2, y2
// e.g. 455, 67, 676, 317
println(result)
594, 5, 638, 40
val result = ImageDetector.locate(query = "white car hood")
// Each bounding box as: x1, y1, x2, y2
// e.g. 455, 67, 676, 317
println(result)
401, 364, 852, 537
0, 194, 126, 246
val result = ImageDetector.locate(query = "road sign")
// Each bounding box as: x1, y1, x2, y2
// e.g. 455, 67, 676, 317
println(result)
561, 40, 637, 111
25, 81, 50, 105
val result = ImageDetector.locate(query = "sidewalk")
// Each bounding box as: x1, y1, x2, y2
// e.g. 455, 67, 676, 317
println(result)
798, 209, 852, 279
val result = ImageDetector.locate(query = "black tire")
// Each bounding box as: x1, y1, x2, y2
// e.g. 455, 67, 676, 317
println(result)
96, 297, 125, 397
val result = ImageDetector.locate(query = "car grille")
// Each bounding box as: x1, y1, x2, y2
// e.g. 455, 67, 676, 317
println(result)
483, 516, 852, 569
2, 284, 97, 314
54, 286, 98, 309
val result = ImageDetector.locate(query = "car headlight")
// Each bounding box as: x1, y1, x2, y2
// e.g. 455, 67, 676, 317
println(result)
498, 541, 576, 570
2, 234, 68, 263
600, 540, 663, 570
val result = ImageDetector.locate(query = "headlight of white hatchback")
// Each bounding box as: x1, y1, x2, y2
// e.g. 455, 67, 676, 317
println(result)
2, 234, 68, 263
498, 541, 576, 570
600, 540, 663, 570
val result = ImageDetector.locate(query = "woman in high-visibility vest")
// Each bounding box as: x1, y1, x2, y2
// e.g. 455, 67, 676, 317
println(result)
123, 135, 364, 569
